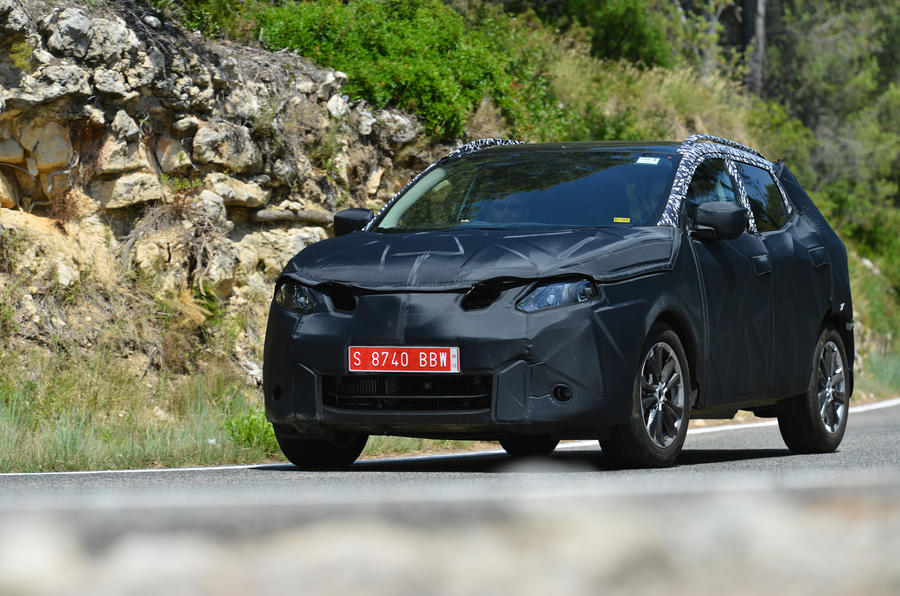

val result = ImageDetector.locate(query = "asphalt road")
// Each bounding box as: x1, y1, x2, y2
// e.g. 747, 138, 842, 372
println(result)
2, 399, 899, 595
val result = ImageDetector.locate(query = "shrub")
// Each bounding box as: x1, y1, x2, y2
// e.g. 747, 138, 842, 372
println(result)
224, 405, 279, 456
259, 0, 505, 136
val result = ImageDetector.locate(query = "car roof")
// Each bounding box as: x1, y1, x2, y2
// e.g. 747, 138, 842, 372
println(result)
447, 135, 767, 163
470, 140, 682, 154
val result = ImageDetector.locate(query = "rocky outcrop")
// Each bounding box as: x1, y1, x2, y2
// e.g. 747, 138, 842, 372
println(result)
0, 0, 451, 305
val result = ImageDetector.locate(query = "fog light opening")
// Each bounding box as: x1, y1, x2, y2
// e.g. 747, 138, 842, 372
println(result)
273, 386, 282, 401
552, 384, 572, 403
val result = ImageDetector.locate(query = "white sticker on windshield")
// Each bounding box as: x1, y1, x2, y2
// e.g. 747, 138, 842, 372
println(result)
636, 157, 660, 165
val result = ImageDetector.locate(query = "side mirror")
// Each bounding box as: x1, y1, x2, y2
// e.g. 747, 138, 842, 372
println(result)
333, 208, 373, 236
691, 202, 748, 241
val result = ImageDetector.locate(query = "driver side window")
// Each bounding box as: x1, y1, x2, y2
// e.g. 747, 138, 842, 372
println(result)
684, 158, 739, 223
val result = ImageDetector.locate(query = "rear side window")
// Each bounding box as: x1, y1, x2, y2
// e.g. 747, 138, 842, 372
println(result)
684, 158, 739, 223
736, 162, 788, 232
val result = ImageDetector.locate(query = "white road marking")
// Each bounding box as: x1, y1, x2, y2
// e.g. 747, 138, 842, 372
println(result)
2, 397, 898, 477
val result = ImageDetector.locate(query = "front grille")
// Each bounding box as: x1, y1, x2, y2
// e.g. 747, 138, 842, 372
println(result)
323, 375, 492, 411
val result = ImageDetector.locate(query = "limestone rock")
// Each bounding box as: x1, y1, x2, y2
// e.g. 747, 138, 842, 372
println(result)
111, 110, 140, 141
53, 258, 79, 287
45, 8, 92, 59
39, 167, 74, 198
191, 190, 228, 225
326, 95, 349, 119
39, 64, 92, 98
0, 170, 17, 208
223, 84, 265, 121
355, 109, 377, 136
192, 122, 262, 173
7, 64, 92, 107
295, 77, 316, 94
375, 110, 419, 144
196, 235, 236, 298
313, 71, 347, 102
365, 166, 385, 197
155, 137, 191, 174
0, 138, 23, 164
82, 105, 105, 126
125, 49, 164, 89
93, 69, 131, 98
204, 172, 269, 208
85, 17, 139, 65
333, 148, 351, 188
97, 133, 150, 175
0, 0, 28, 32
133, 228, 188, 293
173, 116, 202, 132
92, 172, 163, 209
233, 226, 327, 278
19, 121, 73, 171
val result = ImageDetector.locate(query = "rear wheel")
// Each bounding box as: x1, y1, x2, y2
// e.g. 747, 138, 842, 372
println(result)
499, 436, 559, 457
600, 325, 691, 468
274, 428, 368, 469
777, 325, 848, 453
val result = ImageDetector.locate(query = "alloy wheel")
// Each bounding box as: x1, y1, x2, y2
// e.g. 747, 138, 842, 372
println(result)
817, 340, 846, 434
639, 342, 686, 449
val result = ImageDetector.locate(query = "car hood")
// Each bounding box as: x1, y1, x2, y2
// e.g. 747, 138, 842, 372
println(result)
281, 227, 678, 291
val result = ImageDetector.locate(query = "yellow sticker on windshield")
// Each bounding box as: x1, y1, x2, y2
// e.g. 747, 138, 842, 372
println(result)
613, 217, 631, 223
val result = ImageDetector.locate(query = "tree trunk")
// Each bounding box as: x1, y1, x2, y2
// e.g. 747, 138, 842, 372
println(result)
746, 0, 766, 95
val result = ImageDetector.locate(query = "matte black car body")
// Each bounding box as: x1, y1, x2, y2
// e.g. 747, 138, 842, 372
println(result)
263, 135, 853, 463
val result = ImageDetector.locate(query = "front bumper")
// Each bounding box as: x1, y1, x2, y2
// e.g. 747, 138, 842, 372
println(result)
263, 286, 645, 440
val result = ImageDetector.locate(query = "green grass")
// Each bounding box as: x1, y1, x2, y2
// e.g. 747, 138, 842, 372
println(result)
0, 345, 268, 472
856, 351, 900, 402
0, 342, 490, 472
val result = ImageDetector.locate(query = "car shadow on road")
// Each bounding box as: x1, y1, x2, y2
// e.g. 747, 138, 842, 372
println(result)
254, 447, 794, 473
676, 448, 793, 466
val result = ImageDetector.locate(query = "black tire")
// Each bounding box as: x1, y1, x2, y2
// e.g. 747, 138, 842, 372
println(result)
777, 325, 849, 453
274, 429, 368, 469
499, 436, 559, 457
600, 324, 691, 468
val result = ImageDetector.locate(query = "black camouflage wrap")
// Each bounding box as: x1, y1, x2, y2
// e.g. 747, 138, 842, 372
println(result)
263, 137, 853, 441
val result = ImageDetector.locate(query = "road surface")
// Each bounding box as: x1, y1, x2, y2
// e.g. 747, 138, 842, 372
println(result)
2, 399, 899, 595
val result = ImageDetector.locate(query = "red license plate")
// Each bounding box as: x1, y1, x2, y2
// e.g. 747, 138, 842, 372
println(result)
348, 346, 460, 373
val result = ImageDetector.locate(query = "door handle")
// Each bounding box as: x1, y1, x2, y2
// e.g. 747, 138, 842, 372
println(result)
752, 254, 772, 276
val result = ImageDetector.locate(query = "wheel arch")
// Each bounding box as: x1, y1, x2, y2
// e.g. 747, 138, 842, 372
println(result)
651, 309, 701, 406
821, 310, 854, 397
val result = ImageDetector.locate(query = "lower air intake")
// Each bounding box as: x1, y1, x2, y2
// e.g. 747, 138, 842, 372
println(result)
323, 375, 492, 411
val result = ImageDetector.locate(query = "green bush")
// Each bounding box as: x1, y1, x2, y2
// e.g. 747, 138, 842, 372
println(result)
495, 0, 673, 66
259, 0, 506, 136
224, 405, 279, 456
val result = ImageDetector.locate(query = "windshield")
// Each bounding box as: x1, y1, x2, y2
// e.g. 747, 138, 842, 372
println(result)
374, 150, 679, 232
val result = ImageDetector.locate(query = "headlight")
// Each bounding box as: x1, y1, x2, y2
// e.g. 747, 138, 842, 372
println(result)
516, 278, 597, 313
274, 279, 314, 314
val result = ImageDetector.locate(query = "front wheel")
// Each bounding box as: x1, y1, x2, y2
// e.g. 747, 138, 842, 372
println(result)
777, 325, 849, 453
600, 325, 691, 468
499, 436, 559, 457
274, 428, 368, 469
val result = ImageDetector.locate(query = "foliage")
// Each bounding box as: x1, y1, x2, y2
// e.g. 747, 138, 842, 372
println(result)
764, 1, 900, 294
0, 226, 23, 274
488, 0, 673, 67
150, 0, 258, 38
258, 0, 504, 136
7, 39, 34, 72
224, 405, 279, 456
